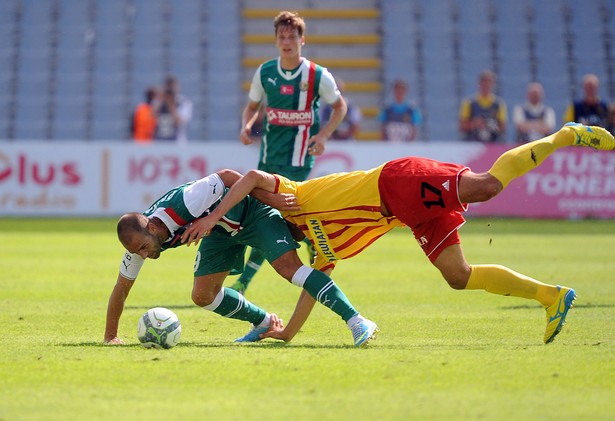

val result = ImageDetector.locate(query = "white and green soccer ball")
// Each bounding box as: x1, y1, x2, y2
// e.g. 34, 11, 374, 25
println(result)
137, 307, 182, 349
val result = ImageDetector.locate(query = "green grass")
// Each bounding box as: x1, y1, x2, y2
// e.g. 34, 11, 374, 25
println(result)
1, 218, 614, 420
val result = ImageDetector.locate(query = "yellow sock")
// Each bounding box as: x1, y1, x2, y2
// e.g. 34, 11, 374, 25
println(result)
466, 264, 559, 307
487, 127, 574, 188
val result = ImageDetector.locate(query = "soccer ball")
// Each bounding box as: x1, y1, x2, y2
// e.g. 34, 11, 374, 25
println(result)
137, 307, 182, 349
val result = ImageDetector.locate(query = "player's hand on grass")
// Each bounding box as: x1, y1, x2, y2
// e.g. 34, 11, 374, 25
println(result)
181, 216, 217, 246
260, 314, 290, 342
104, 336, 125, 345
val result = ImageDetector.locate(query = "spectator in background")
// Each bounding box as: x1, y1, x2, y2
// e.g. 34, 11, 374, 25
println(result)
379, 79, 422, 141
563, 73, 608, 127
131, 86, 160, 143
321, 78, 362, 140
459, 70, 507, 143
155, 76, 193, 143
512, 82, 556, 143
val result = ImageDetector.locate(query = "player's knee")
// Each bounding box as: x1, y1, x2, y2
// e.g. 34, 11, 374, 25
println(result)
441, 269, 471, 290
191, 288, 217, 307
475, 176, 503, 202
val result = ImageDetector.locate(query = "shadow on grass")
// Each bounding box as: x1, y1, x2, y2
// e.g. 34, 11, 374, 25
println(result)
57, 341, 361, 350
125, 305, 199, 310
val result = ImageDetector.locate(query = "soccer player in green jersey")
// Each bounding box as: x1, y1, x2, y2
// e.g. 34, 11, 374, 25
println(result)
103, 169, 377, 347
233, 10, 348, 294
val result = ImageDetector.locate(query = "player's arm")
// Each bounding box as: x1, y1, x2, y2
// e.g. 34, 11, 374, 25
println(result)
240, 100, 262, 145
261, 289, 316, 342
104, 273, 135, 344
216, 168, 298, 211
181, 170, 278, 245
104, 252, 144, 344
318, 96, 347, 139
216, 168, 242, 187
309, 72, 348, 154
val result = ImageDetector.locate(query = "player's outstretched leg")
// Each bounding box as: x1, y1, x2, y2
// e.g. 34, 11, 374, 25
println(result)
488, 123, 615, 189
544, 285, 577, 344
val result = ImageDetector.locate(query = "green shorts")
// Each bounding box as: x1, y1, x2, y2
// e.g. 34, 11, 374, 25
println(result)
194, 196, 299, 277
258, 162, 311, 182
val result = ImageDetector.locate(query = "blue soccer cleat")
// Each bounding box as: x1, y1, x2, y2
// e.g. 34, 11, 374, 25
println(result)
234, 324, 268, 343
350, 319, 379, 347
544, 285, 576, 344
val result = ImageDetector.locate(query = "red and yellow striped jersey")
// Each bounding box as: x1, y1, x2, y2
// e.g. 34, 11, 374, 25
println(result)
274, 164, 404, 271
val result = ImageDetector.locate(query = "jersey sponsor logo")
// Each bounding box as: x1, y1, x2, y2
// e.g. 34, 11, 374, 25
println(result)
441, 180, 450, 191
307, 218, 337, 262
280, 85, 294, 95
266, 107, 313, 126
267, 77, 277, 86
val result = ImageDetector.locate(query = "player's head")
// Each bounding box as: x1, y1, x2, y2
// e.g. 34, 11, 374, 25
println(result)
274, 11, 305, 58
117, 213, 163, 259
274, 11, 305, 37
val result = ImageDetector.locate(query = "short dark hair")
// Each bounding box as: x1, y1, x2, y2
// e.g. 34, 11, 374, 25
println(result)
117, 213, 147, 246
274, 11, 306, 37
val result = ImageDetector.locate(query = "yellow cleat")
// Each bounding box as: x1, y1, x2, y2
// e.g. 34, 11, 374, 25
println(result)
565, 122, 615, 150
544, 285, 576, 344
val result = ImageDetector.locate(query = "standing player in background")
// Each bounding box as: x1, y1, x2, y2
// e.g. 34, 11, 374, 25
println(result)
233, 11, 348, 294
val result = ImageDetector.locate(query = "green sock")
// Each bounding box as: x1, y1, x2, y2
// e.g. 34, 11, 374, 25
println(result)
292, 266, 358, 322
237, 248, 266, 288
203, 287, 266, 325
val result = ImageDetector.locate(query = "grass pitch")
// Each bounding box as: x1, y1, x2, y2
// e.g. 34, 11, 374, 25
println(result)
1, 218, 614, 420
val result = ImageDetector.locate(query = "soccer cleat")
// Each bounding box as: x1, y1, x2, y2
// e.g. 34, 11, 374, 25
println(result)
544, 285, 576, 344
350, 319, 379, 347
565, 122, 615, 150
234, 324, 268, 343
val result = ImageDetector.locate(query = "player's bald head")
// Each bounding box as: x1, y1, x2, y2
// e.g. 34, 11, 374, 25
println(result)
117, 213, 149, 247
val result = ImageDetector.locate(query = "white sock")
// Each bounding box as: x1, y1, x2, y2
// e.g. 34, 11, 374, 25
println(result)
256, 313, 271, 329
347, 314, 365, 329
201, 288, 225, 311
291, 265, 313, 287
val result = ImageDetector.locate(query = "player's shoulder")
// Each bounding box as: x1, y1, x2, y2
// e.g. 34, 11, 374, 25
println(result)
260, 58, 278, 71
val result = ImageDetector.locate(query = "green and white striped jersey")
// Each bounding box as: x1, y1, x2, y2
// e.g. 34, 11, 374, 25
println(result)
119, 173, 246, 280
248, 57, 341, 169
